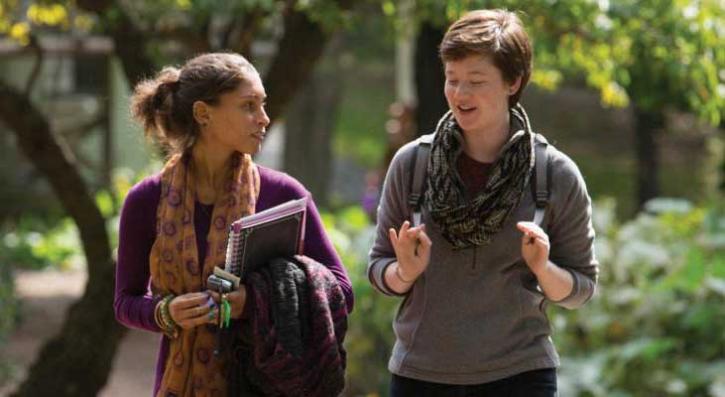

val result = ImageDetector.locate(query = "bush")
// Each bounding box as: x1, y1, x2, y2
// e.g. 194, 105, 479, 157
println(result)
324, 199, 725, 396
555, 199, 725, 397
320, 206, 398, 396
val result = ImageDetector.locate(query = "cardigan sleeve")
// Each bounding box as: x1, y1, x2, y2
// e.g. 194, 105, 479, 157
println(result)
257, 167, 354, 313
114, 176, 162, 332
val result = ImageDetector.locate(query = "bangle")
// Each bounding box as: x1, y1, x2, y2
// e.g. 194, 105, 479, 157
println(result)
155, 294, 179, 339
394, 264, 415, 284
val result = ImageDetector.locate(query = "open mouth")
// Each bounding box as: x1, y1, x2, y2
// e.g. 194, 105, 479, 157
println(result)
457, 105, 476, 114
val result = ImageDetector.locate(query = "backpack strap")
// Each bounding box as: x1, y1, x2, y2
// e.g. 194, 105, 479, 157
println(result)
408, 133, 435, 226
531, 133, 551, 226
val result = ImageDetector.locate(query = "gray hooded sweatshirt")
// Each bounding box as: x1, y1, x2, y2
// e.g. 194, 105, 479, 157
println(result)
367, 135, 598, 385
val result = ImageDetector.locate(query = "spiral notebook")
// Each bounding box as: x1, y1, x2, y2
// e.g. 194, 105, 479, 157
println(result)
223, 197, 307, 281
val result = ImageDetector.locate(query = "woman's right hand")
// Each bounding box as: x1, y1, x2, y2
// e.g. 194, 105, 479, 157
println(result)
168, 292, 216, 329
389, 220, 432, 282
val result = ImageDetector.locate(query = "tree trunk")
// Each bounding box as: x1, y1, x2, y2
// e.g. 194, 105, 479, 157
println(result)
414, 22, 448, 136
263, 1, 353, 125
283, 38, 343, 207
2, 2, 358, 394
634, 107, 664, 208
0, 82, 126, 397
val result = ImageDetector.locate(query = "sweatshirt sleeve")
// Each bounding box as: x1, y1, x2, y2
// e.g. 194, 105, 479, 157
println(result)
114, 177, 162, 332
367, 142, 416, 297
546, 150, 599, 309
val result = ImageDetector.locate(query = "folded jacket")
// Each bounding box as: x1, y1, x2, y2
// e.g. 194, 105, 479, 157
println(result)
242, 254, 348, 397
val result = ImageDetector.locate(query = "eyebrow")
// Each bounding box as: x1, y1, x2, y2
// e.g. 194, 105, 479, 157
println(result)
445, 70, 488, 76
240, 94, 267, 101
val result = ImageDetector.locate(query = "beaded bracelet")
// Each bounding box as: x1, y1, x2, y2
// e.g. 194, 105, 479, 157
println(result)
155, 294, 179, 339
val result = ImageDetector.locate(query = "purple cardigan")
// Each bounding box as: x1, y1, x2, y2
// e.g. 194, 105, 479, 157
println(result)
114, 165, 353, 395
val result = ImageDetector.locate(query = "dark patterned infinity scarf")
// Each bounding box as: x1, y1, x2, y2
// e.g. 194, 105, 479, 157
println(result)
424, 104, 535, 249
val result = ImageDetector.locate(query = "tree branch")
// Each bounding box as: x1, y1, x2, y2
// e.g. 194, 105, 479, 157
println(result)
226, 8, 266, 58
264, 0, 354, 125
76, 0, 156, 85
24, 34, 43, 95
154, 25, 211, 54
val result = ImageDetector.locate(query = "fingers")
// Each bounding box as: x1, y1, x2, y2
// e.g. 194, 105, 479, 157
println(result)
402, 223, 425, 242
227, 287, 247, 319
391, 221, 431, 265
516, 221, 541, 234
400, 220, 411, 235
169, 293, 216, 328
416, 230, 433, 258
169, 292, 208, 309
175, 309, 212, 328
521, 234, 549, 247
390, 221, 423, 248
517, 222, 549, 244
388, 227, 399, 248
208, 288, 247, 320
418, 229, 432, 248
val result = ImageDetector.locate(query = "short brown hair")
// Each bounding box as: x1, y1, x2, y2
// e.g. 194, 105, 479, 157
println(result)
440, 9, 532, 107
131, 53, 257, 154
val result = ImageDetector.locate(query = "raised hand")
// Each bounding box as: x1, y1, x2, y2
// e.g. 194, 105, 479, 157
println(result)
389, 220, 432, 283
516, 221, 550, 275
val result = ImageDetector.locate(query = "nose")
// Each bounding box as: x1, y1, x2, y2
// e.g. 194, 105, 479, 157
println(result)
258, 106, 270, 128
453, 82, 471, 99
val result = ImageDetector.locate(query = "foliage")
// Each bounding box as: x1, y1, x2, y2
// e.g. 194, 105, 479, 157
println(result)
379, 0, 725, 125
3, 165, 723, 396
554, 198, 725, 397
321, 198, 725, 396
0, 1, 96, 44
0, 218, 81, 271
320, 206, 398, 396
0, 167, 141, 273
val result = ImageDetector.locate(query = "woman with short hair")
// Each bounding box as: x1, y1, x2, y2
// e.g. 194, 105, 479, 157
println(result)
369, 10, 598, 396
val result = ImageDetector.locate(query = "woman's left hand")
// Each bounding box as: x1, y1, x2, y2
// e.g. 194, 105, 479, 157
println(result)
516, 221, 550, 275
209, 285, 247, 320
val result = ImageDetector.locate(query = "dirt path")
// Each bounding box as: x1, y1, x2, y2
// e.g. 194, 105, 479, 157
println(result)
1, 269, 157, 396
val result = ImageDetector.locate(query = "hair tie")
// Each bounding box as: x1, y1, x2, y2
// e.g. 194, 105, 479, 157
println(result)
163, 79, 181, 92
153, 80, 179, 109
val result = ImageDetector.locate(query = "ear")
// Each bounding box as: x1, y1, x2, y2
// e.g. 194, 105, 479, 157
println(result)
508, 76, 522, 96
192, 100, 211, 126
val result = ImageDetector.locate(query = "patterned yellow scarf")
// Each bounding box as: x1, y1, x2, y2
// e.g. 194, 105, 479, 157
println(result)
149, 152, 259, 397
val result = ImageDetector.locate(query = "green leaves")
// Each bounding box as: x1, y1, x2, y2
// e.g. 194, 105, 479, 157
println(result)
555, 201, 725, 396
0, 2, 97, 45
403, 0, 724, 124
